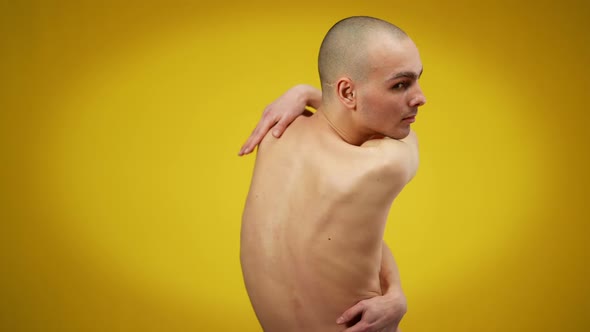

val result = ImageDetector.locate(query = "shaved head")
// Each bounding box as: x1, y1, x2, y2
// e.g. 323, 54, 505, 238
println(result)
318, 16, 408, 99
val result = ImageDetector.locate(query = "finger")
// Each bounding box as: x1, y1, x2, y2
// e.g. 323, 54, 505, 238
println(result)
342, 321, 371, 332
239, 128, 260, 155
244, 118, 276, 153
239, 109, 271, 154
337, 302, 365, 325
271, 119, 289, 138
240, 112, 278, 155
271, 106, 310, 138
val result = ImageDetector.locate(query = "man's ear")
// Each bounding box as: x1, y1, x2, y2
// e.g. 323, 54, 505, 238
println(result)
336, 77, 356, 110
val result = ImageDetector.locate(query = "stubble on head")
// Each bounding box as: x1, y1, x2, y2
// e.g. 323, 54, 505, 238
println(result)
318, 16, 409, 103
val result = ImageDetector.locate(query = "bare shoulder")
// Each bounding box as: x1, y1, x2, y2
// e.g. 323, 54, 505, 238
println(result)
259, 116, 306, 145
360, 130, 419, 183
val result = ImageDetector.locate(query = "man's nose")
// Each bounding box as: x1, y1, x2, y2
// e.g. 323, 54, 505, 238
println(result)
409, 84, 427, 107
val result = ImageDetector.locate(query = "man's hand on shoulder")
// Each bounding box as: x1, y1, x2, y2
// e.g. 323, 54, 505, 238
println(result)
238, 84, 321, 156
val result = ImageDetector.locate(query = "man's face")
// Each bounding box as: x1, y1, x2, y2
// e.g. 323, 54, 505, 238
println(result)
355, 36, 426, 140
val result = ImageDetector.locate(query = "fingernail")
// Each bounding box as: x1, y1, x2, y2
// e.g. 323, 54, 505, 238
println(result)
336, 317, 344, 324
273, 130, 280, 137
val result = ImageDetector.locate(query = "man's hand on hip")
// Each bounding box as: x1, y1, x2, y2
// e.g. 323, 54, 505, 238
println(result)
337, 292, 407, 332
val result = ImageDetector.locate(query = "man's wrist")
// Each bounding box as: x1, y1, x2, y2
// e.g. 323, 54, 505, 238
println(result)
294, 84, 321, 109
383, 288, 408, 315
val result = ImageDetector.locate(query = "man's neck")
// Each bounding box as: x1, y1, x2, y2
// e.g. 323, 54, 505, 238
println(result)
315, 107, 371, 146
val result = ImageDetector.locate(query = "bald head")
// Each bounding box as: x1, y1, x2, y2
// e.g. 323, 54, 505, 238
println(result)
318, 16, 408, 99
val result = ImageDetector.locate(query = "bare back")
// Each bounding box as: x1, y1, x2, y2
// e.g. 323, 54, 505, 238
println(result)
241, 113, 417, 332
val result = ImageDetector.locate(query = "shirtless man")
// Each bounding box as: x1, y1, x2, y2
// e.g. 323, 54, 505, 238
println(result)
239, 16, 426, 332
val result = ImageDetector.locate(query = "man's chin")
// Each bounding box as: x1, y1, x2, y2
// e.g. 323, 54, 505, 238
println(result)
387, 128, 411, 140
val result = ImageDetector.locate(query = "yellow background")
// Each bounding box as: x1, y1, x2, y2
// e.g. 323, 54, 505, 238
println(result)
2, 0, 589, 331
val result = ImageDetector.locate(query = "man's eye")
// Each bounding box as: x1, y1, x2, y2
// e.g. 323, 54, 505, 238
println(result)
393, 82, 408, 90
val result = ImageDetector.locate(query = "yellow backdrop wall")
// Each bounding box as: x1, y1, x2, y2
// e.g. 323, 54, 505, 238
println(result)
2, 0, 589, 331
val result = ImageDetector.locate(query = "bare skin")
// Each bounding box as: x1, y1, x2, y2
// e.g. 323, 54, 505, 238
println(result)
240, 86, 410, 332
241, 18, 426, 332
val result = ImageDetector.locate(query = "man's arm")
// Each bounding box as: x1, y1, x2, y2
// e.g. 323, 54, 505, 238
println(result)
238, 84, 321, 156
336, 242, 407, 332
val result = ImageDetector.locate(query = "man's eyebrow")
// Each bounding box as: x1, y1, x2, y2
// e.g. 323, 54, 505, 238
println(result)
387, 67, 424, 81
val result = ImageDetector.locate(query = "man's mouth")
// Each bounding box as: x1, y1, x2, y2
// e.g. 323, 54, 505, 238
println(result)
403, 113, 417, 122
